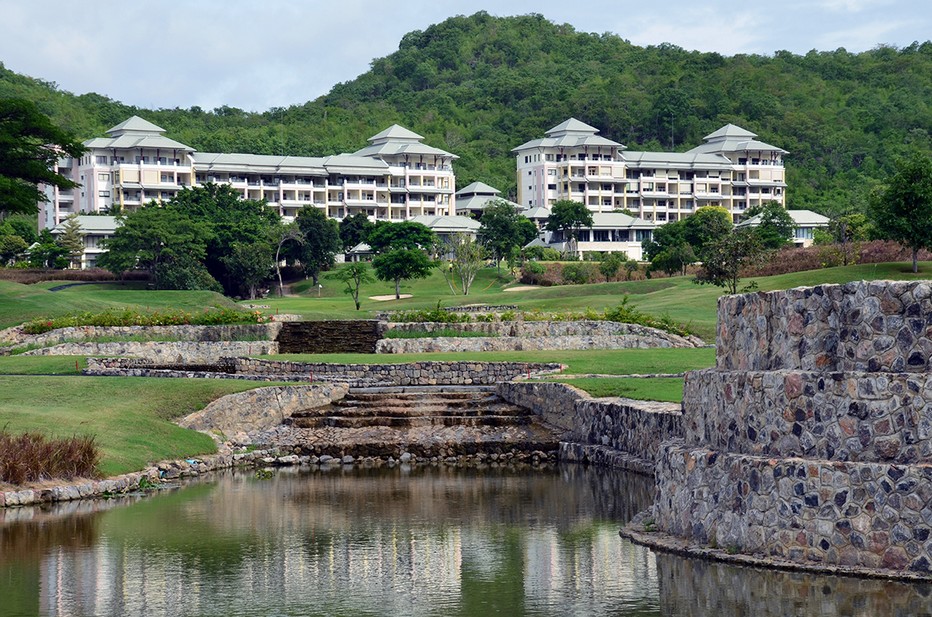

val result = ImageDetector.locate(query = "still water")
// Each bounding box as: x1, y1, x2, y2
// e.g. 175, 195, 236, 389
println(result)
1, 465, 931, 617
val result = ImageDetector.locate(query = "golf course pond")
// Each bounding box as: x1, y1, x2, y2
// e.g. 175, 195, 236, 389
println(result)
2, 464, 930, 616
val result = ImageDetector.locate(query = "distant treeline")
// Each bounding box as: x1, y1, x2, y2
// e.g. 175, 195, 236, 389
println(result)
2, 11, 930, 213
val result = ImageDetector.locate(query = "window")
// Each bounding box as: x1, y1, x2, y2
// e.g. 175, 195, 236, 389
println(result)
98, 190, 109, 197
98, 173, 109, 182
547, 184, 556, 190
594, 230, 610, 242
96, 156, 107, 164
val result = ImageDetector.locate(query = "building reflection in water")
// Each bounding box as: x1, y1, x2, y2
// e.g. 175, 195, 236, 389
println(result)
4, 465, 926, 616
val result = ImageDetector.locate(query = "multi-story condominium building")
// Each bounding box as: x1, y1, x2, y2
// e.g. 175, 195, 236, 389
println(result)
40, 117, 457, 229
513, 118, 787, 223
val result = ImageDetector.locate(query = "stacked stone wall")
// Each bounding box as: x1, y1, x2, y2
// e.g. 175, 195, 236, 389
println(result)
276, 321, 383, 353
716, 281, 932, 372
85, 357, 563, 386
1, 323, 281, 350
24, 341, 278, 363
497, 382, 682, 473
651, 280, 932, 576
178, 384, 348, 440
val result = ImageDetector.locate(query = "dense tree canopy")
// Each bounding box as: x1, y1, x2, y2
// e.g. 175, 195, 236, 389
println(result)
869, 153, 932, 272
2, 13, 931, 214
745, 201, 796, 249
478, 200, 536, 268
0, 98, 85, 216
294, 206, 341, 285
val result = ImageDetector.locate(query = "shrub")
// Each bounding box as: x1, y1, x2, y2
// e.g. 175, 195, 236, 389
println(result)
22, 306, 270, 334
561, 262, 597, 284
599, 253, 625, 280
0, 268, 150, 285
0, 430, 100, 485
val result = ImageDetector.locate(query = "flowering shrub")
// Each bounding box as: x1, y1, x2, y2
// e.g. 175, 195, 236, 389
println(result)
22, 306, 269, 334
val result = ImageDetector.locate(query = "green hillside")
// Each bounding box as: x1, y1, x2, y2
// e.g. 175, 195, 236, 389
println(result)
2, 12, 931, 211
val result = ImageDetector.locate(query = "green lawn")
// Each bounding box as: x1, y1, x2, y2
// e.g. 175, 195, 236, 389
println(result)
0, 375, 279, 477
0, 280, 239, 330
6, 262, 932, 341
257, 261, 932, 341
547, 377, 685, 403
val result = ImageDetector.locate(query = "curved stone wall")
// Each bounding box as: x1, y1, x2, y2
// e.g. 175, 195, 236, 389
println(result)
651, 280, 932, 576
683, 370, 932, 463
717, 281, 932, 372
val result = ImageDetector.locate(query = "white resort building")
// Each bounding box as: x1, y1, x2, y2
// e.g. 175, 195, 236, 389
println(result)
40, 116, 458, 230
513, 118, 787, 223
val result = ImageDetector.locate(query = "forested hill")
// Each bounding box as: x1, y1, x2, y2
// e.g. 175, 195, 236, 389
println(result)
2, 12, 931, 213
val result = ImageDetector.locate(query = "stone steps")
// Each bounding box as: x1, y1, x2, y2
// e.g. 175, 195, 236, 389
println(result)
265, 385, 560, 459
288, 414, 534, 429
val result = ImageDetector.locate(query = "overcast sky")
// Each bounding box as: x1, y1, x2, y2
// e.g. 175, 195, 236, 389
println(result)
1, 0, 928, 112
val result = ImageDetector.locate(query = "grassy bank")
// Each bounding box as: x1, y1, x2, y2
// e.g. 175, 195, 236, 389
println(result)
0, 374, 278, 477
0, 280, 240, 330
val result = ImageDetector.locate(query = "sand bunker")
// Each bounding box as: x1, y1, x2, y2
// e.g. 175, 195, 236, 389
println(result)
368, 294, 413, 301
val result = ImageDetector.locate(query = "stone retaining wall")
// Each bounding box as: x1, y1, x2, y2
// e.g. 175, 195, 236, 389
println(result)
653, 445, 932, 572
497, 382, 682, 472
648, 280, 932, 577
178, 384, 348, 440
85, 357, 564, 386
232, 358, 562, 385
276, 320, 383, 353
383, 320, 703, 347
683, 369, 932, 463
378, 334, 693, 354
717, 281, 932, 372
2, 323, 281, 350
24, 341, 278, 363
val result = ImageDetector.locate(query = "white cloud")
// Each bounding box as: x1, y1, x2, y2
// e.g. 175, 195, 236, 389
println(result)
0, 0, 929, 110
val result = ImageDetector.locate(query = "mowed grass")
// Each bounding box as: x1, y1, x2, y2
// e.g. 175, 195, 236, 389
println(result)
547, 377, 685, 403
259, 261, 932, 341
0, 280, 240, 330
0, 374, 281, 477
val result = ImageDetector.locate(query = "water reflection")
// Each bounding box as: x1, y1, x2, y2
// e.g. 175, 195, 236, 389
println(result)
1, 466, 929, 616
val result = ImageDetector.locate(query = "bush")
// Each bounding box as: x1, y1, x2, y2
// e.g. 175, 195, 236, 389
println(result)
0, 430, 100, 485
561, 262, 597, 284
22, 306, 270, 334
599, 253, 625, 279
0, 268, 150, 285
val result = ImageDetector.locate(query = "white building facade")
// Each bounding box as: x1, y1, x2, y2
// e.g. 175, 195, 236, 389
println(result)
41, 117, 457, 230
513, 119, 787, 224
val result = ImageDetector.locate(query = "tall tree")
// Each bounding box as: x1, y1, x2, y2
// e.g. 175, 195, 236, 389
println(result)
170, 183, 280, 296
744, 202, 796, 249
545, 200, 593, 257
372, 248, 434, 299
28, 229, 68, 269
478, 200, 536, 269
443, 232, 484, 295
869, 153, 932, 273
273, 223, 303, 296
694, 229, 764, 295
99, 205, 215, 289
221, 241, 274, 300
327, 262, 375, 310
366, 221, 436, 253
0, 98, 85, 217
643, 219, 695, 276
56, 213, 85, 268
294, 206, 341, 285
339, 212, 375, 250
682, 206, 733, 259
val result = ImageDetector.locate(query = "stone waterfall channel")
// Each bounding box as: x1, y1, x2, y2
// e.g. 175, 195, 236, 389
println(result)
261, 386, 561, 462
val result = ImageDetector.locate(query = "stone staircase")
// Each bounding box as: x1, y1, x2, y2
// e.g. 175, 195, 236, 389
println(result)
273, 386, 560, 460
